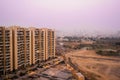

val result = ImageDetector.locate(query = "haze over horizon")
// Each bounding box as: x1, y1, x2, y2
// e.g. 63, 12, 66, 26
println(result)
0, 0, 120, 36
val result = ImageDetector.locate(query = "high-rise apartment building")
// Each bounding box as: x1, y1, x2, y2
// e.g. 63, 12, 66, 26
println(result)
40, 28, 55, 60
40, 28, 47, 61
24, 28, 31, 65
0, 27, 13, 75
30, 28, 41, 64
0, 26, 55, 73
12, 27, 31, 70
50, 29, 55, 58
31, 28, 56, 63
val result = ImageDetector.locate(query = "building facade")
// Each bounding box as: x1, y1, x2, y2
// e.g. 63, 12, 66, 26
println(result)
30, 28, 41, 64
0, 27, 13, 75
12, 27, 31, 70
40, 28, 55, 60
0, 26, 55, 74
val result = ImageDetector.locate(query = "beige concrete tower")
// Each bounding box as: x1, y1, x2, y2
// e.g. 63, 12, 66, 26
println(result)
24, 28, 31, 65
40, 28, 55, 61
12, 26, 31, 70
30, 27, 41, 64
0, 26, 56, 74
0, 27, 13, 75
50, 30, 56, 58
40, 28, 47, 61
47, 29, 55, 58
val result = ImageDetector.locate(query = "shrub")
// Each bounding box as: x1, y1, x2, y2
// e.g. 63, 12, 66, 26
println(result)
19, 72, 26, 76
96, 50, 120, 57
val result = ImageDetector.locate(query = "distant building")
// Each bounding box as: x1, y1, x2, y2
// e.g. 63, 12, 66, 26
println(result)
0, 27, 13, 75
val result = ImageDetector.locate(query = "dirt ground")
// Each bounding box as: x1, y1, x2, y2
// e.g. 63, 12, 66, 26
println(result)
65, 49, 120, 80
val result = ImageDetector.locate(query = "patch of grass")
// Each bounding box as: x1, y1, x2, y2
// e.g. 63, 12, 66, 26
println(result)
96, 50, 120, 57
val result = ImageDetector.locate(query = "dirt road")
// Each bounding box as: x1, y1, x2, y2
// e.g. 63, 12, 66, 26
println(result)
65, 50, 120, 80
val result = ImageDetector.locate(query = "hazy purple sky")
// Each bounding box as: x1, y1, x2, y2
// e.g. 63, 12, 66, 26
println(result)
0, 0, 120, 35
